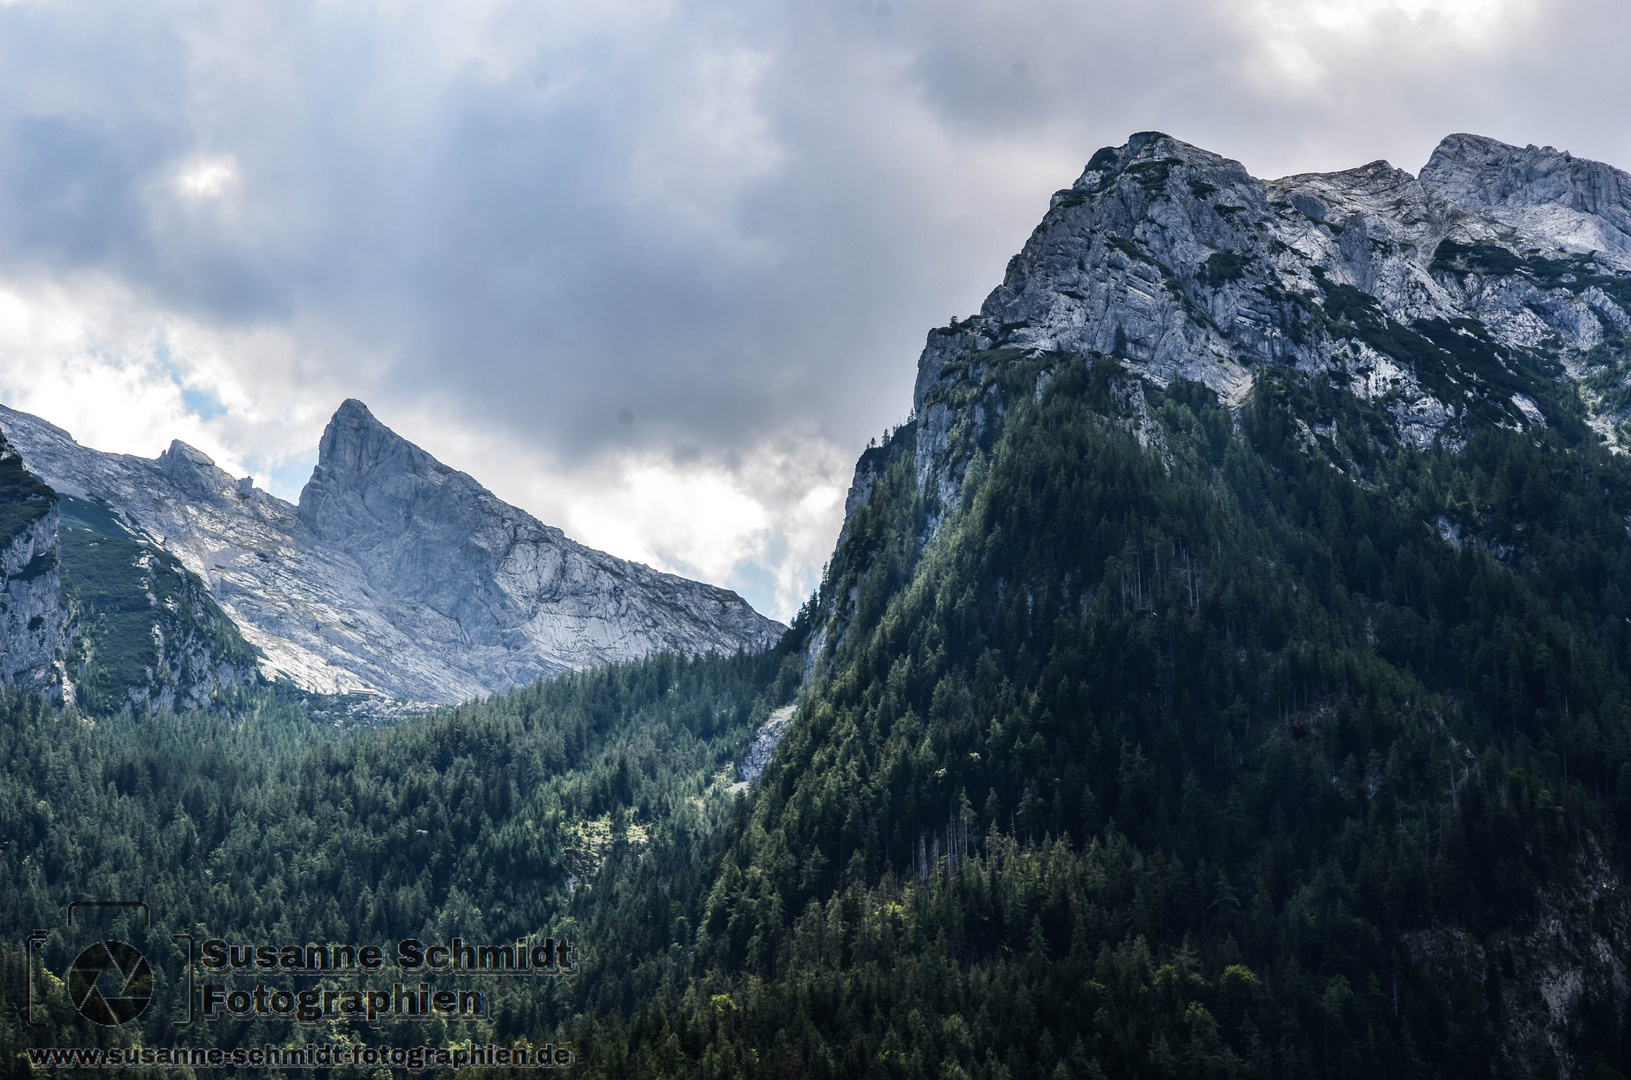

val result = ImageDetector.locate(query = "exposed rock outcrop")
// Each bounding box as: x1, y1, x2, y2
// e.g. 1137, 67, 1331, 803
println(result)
903, 132, 1631, 525
0, 426, 257, 710
0, 400, 784, 705
0, 430, 65, 694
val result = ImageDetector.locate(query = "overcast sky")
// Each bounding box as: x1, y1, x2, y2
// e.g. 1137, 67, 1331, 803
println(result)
0, 0, 1628, 620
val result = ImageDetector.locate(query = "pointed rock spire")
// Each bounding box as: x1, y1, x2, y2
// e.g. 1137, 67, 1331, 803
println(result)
157, 440, 234, 497
298, 399, 444, 539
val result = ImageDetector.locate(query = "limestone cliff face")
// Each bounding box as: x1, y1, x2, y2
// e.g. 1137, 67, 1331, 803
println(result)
0, 432, 64, 694
900, 132, 1631, 530
59, 532, 263, 716
296, 399, 785, 695
1419, 133, 1631, 259
0, 427, 257, 711
0, 400, 784, 705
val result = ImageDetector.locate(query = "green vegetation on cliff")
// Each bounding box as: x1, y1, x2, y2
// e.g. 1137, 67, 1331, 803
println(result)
0, 437, 55, 548
540, 352, 1631, 1078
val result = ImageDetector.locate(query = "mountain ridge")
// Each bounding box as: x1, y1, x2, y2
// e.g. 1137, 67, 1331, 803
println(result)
903, 131, 1631, 512
0, 399, 784, 706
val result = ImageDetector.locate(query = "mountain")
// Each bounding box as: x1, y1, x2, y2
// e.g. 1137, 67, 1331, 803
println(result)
9, 131, 1631, 1079
0, 426, 260, 713
564, 132, 1631, 1077
905, 131, 1631, 484
0, 399, 783, 706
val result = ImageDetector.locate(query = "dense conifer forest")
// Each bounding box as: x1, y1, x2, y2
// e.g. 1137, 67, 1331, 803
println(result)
7, 351, 1631, 1077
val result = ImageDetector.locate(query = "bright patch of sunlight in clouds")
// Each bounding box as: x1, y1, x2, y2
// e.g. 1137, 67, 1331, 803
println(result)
0, 274, 347, 493
173, 157, 239, 200
555, 448, 846, 623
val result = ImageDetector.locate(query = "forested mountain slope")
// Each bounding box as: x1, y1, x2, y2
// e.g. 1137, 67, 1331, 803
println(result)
0, 647, 802, 1076
547, 132, 1631, 1078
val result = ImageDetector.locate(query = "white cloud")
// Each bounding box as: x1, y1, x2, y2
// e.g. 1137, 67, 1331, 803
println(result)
1230, 0, 1539, 98
619, 44, 784, 250
0, 272, 352, 493
174, 156, 239, 200
546, 443, 847, 621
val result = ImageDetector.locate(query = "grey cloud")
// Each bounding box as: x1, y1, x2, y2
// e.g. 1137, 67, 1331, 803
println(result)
1, 0, 1631, 512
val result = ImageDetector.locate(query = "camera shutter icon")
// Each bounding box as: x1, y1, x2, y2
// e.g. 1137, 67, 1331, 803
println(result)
67, 940, 154, 1025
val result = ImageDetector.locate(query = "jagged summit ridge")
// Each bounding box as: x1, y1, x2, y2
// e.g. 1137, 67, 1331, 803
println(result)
0, 400, 784, 704
299, 398, 566, 546
158, 439, 238, 497
297, 399, 785, 694
1421, 133, 1631, 258
909, 131, 1631, 472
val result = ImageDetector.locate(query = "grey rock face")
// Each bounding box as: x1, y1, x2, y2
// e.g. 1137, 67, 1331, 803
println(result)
0, 426, 256, 712
295, 400, 785, 695
907, 131, 1631, 499
734, 704, 796, 787
0, 400, 784, 704
1421, 133, 1631, 260
0, 510, 62, 692
0, 432, 65, 695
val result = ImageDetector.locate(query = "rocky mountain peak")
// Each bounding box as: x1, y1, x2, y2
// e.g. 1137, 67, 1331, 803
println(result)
1423, 133, 1598, 208
898, 130, 1631, 534
1067, 131, 1254, 201
157, 439, 234, 498
317, 398, 411, 472
287, 397, 783, 697
1421, 133, 1631, 260
1, 395, 783, 705
298, 398, 449, 541
318, 397, 423, 472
